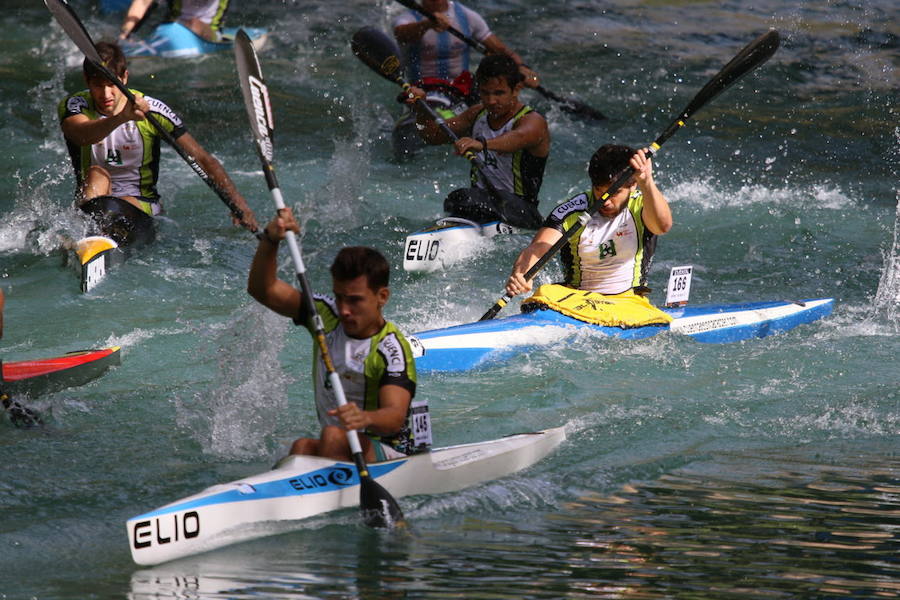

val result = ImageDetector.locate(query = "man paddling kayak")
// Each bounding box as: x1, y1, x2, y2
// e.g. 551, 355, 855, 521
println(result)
505, 145, 672, 309
405, 54, 550, 229
247, 209, 429, 463
58, 41, 257, 233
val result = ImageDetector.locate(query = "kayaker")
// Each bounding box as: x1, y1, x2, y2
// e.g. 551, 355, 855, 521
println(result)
119, 0, 230, 42
247, 208, 429, 463
505, 144, 672, 298
405, 54, 550, 229
58, 41, 257, 232
393, 0, 540, 92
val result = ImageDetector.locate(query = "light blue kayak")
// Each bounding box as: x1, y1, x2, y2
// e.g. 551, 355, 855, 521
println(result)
122, 22, 268, 58
409, 298, 834, 373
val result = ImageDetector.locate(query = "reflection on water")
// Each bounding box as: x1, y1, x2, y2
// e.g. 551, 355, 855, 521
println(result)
548, 446, 900, 598
128, 446, 899, 599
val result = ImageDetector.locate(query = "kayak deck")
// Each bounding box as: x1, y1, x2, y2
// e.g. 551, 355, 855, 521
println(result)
410, 298, 834, 373
127, 427, 565, 565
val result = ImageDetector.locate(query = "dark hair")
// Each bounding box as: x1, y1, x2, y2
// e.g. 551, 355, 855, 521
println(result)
475, 54, 524, 89
84, 41, 127, 80
588, 144, 637, 186
330, 246, 390, 291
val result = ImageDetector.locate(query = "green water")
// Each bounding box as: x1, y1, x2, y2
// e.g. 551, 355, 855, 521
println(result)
1, 0, 898, 598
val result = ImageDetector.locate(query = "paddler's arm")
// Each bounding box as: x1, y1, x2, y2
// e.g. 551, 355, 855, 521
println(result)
454, 110, 549, 157
119, 0, 154, 39
631, 148, 672, 235
404, 90, 480, 145
505, 226, 563, 297
61, 94, 149, 147
329, 385, 411, 437
177, 133, 259, 231
247, 208, 302, 318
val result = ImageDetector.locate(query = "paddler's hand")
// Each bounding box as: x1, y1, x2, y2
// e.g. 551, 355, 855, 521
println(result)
329, 403, 370, 432
122, 95, 150, 123
505, 271, 533, 297
261, 207, 300, 245
519, 65, 540, 89
402, 86, 427, 105
454, 136, 483, 156
233, 206, 259, 232
428, 12, 451, 33
629, 148, 655, 188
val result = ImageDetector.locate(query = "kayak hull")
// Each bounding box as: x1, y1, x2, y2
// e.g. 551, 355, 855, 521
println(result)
126, 427, 565, 565
2, 347, 121, 396
122, 23, 268, 58
409, 298, 835, 373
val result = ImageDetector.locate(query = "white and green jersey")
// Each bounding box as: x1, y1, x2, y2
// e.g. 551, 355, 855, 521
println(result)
297, 295, 427, 455
58, 89, 186, 202
544, 189, 657, 295
470, 105, 546, 204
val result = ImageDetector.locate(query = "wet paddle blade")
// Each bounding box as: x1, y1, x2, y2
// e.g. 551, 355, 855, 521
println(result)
351, 27, 405, 85
360, 474, 406, 528
235, 29, 276, 166
535, 86, 607, 121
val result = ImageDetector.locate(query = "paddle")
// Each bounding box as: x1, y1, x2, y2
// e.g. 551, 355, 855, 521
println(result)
480, 29, 782, 321
234, 30, 405, 529
393, 0, 606, 121
351, 26, 507, 204
43, 0, 252, 230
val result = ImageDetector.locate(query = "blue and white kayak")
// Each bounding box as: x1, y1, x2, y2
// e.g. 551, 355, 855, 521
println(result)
122, 22, 267, 58
126, 427, 565, 565
404, 217, 515, 272
409, 298, 834, 373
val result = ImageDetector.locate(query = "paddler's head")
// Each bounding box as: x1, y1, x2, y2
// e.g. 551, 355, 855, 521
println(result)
330, 247, 391, 339
474, 54, 524, 120
589, 144, 638, 218
83, 42, 129, 117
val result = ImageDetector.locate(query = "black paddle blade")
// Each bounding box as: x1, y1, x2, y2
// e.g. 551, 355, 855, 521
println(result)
359, 474, 405, 528
535, 86, 606, 121
2, 393, 43, 428
351, 27, 405, 85
235, 29, 275, 163
44, 0, 102, 64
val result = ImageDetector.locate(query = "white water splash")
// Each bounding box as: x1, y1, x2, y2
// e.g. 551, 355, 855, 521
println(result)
873, 189, 900, 319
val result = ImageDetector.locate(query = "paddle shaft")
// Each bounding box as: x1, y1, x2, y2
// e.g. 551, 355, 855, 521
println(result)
479, 30, 781, 321
43, 0, 250, 228
393, 0, 606, 120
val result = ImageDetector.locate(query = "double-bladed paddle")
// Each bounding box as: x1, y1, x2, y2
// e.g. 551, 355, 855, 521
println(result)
43, 0, 252, 230
234, 30, 405, 529
480, 30, 782, 321
351, 26, 508, 207
393, 0, 606, 121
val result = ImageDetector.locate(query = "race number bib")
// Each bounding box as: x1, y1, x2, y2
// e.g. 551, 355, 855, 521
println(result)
411, 398, 432, 448
665, 265, 693, 307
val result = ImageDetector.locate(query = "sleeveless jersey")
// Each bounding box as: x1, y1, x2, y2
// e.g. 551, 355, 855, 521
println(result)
58, 89, 186, 202
393, 1, 491, 82
470, 106, 547, 204
297, 295, 427, 455
169, 0, 229, 30
544, 189, 657, 294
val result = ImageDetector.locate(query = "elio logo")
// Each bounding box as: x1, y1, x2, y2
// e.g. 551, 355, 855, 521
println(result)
132, 511, 200, 549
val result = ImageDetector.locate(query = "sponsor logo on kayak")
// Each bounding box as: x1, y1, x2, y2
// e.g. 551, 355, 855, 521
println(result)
132, 511, 200, 550
405, 238, 440, 262
289, 466, 355, 492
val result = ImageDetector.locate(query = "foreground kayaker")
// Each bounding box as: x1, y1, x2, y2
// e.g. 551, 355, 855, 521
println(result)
505, 145, 672, 319
119, 0, 230, 42
58, 41, 256, 231
247, 208, 428, 462
406, 54, 550, 229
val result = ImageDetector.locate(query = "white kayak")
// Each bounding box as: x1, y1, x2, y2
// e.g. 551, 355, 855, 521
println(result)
403, 217, 515, 272
409, 298, 835, 373
126, 427, 566, 565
